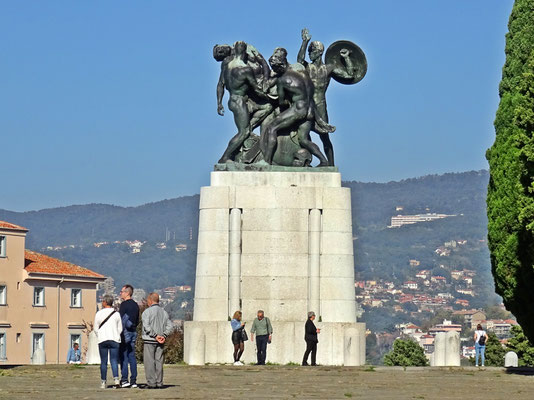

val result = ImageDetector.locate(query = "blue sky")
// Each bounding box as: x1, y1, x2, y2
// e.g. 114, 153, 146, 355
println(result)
0, 1, 514, 211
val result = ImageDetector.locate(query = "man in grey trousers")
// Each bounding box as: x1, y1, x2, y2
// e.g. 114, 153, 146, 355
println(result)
142, 292, 173, 389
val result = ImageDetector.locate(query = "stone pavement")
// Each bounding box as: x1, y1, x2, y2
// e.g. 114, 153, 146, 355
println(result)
0, 364, 533, 399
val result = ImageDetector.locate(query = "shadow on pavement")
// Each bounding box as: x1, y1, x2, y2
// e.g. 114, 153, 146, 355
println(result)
505, 367, 534, 376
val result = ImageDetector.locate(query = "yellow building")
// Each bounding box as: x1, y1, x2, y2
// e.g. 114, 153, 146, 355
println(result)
0, 221, 105, 364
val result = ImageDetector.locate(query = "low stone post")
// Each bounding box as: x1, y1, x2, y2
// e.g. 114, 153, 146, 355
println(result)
444, 331, 460, 366
504, 351, 518, 367
431, 331, 460, 366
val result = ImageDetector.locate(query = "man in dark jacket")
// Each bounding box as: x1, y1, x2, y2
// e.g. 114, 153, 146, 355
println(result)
302, 311, 320, 366
119, 284, 139, 388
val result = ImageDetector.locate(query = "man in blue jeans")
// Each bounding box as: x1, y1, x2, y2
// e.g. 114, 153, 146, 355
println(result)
250, 310, 273, 365
119, 284, 140, 388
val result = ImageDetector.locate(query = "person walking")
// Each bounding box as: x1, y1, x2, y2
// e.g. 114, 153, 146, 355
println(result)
302, 311, 320, 366
250, 310, 272, 365
94, 294, 123, 389
142, 292, 173, 389
119, 284, 140, 388
474, 323, 488, 367
231, 311, 246, 365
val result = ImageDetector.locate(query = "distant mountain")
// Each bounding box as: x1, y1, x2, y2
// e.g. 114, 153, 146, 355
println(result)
0, 170, 494, 318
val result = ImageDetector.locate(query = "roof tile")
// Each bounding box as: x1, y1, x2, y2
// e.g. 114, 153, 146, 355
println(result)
25, 250, 104, 279
0, 221, 28, 231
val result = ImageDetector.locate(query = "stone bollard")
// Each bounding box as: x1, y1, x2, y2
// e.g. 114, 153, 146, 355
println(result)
504, 351, 518, 367
86, 331, 100, 364
431, 332, 446, 366
444, 331, 460, 366
344, 328, 361, 366
31, 348, 46, 365
431, 331, 460, 366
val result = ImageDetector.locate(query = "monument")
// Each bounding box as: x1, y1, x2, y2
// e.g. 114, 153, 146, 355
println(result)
184, 29, 367, 365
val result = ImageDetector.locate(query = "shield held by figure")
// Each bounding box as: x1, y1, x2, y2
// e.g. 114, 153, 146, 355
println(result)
325, 40, 367, 85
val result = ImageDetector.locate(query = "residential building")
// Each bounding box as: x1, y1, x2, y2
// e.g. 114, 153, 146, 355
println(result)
0, 221, 105, 364
452, 310, 486, 329
388, 213, 455, 228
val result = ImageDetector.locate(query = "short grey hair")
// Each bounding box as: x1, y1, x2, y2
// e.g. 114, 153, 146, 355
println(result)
308, 311, 316, 319
103, 295, 114, 307
257, 310, 264, 315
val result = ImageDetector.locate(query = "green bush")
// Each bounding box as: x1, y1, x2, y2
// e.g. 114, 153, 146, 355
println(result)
383, 339, 428, 367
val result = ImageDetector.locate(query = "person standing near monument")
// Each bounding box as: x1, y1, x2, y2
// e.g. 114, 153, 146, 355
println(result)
474, 323, 488, 367
94, 295, 123, 389
302, 311, 320, 366
119, 284, 140, 388
142, 292, 173, 389
250, 310, 273, 365
230, 310, 246, 365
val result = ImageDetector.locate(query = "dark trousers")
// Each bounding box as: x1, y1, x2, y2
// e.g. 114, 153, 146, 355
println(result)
98, 340, 120, 381
256, 335, 268, 365
144, 342, 165, 387
303, 340, 317, 365
120, 330, 138, 384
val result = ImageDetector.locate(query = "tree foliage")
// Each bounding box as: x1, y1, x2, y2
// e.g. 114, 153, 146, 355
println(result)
506, 325, 534, 366
486, 0, 534, 343
483, 332, 506, 367
383, 338, 428, 367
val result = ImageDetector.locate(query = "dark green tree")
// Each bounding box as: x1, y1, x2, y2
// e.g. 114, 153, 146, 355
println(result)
483, 332, 506, 367
506, 325, 534, 366
383, 339, 429, 367
486, 0, 534, 342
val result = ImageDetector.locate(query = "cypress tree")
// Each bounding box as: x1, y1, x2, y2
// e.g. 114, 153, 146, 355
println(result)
487, 0, 534, 341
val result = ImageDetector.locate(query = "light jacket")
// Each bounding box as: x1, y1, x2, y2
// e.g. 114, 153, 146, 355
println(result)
94, 307, 123, 344
142, 303, 173, 343
66, 348, 81, 362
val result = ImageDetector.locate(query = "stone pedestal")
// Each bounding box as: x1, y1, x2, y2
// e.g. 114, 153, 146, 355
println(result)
184, 170, 365, 365
430, 331, 460, 366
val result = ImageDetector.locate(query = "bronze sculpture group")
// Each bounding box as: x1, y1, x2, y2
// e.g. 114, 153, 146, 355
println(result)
214, 29, 366, 168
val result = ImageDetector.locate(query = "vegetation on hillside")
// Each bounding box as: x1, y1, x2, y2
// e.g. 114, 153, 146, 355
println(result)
486, 0, 534, 342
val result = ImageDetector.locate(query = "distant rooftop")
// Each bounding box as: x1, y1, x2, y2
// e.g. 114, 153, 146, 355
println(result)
25, 250, 104, 279
0, 220, 28, 231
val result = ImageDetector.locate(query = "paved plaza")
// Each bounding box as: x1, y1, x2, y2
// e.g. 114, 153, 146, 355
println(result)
1, 364, 533, 399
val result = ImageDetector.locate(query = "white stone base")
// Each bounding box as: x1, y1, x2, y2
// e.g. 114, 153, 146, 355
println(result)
184, 321, 366, 366
185, 170, 365, 365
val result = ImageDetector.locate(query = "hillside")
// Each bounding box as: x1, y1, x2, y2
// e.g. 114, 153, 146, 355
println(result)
0, 170, 495, 321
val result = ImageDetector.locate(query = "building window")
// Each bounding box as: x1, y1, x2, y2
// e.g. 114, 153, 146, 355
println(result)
70, 289, 82, 308
70, 334, 81, 348
0, 236, 5, 257
0, 333, 6, 360
32, 333, 44, 356
33, 287, 45, 306
0, 285, 5, 305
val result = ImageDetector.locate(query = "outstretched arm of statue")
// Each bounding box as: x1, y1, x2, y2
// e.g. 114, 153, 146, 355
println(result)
297, 28, 311, 65
331, 48, 356, 79
217, 69, 225, 116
